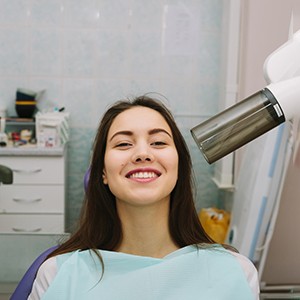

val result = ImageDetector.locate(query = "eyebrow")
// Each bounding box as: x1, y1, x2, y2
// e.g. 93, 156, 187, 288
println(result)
109, 128, 172, 141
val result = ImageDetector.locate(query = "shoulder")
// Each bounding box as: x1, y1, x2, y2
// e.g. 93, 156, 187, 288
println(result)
28, 256, 58, 300
227, 250, 260, 297
28, 251, 80, 299
228, 250, 258, 280
195, 245, 259, 298
34, 256, 58, 287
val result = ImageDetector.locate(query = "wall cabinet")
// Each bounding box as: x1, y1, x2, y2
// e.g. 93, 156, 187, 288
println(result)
0, 149, 66, 234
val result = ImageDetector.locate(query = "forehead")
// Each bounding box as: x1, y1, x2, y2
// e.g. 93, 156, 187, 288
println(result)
108, 106, 172, 136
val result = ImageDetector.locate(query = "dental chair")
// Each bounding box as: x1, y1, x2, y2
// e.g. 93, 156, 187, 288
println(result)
10, 168, 90, 300
0, 164, 13, 185
10, 245, 59, 299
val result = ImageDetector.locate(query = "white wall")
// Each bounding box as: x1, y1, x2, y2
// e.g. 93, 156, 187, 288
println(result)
0, 0, 225, 229
238, 0, 300, 99
238, 0, 300, 285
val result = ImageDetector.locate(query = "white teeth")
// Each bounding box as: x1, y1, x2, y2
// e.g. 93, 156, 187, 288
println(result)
130, 172, 157, 178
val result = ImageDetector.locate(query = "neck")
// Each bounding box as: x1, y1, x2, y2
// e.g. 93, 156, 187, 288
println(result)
115, 202, 179, 258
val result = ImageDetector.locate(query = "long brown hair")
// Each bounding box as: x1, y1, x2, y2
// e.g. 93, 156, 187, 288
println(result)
48, 95, 215, 261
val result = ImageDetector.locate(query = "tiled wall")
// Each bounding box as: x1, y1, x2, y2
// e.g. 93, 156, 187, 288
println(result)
0, 0, 223, 230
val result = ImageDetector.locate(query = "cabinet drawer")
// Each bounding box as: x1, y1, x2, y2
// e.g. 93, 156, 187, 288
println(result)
0, 156, 65, 184
0, 214, 64, 233
0, 185, 64, 213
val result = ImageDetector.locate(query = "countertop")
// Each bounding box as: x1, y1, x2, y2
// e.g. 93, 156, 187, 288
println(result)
0, 143, 66, 156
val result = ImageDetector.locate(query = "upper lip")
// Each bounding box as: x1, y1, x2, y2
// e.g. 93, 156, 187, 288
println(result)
125, 167, 162, 178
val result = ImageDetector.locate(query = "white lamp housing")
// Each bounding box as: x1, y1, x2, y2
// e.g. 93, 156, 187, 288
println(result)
191, 76, 300, 164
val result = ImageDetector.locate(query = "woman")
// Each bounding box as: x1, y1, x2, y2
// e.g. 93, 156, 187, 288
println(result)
29, 95, 259, 299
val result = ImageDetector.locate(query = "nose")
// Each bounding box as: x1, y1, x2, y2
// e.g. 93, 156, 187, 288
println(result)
134, 155, 152, 162
132, 145, 154, 163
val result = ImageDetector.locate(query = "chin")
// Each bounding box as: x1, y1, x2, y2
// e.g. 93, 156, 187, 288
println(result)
117, 194, 171, 207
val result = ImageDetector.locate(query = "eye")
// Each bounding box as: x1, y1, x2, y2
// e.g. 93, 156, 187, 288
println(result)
115, 142, 132, 148
151, 141, 167, 147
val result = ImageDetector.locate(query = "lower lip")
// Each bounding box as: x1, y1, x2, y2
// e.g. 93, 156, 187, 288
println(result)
128, 177, 158, 183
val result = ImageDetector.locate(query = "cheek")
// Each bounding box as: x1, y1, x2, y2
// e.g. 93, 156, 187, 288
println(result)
173, 153, 179, 180
163, 150, 179, 177
103, 151, 126, 181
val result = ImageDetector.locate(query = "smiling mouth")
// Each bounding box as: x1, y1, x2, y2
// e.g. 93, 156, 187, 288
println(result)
126, 170, 161, 179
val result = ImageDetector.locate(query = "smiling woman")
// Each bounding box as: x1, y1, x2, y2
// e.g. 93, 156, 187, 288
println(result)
103, 106, 178, 215
27, 95, 259, 300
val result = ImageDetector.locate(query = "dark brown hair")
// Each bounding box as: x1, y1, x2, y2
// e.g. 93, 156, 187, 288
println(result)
48, 95, 215, 262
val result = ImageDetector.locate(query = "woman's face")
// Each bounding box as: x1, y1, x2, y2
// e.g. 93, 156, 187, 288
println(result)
103, 106, 179, 208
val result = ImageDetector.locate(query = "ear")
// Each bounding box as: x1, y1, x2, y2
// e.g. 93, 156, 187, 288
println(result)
102, 169, 108, 185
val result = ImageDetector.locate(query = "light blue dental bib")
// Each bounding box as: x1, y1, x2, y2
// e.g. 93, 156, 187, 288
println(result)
41, 245, 254, 300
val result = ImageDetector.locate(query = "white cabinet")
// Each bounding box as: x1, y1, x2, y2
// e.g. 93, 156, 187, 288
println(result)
0, 149, 66, 234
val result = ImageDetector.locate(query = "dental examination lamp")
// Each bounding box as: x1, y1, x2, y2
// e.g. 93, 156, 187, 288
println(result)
191, 27, 300, 164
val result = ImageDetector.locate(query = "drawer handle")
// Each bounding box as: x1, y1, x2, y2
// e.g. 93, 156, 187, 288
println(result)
13, 198, 42, 203
12, 227, 42, 233
12, 168, 42, 174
